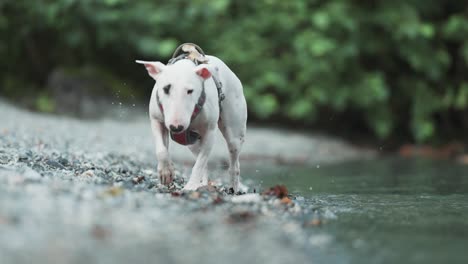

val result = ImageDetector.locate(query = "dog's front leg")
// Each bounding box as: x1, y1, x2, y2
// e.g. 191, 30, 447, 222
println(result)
150, 118, 174, 185
183, 128, 216, 190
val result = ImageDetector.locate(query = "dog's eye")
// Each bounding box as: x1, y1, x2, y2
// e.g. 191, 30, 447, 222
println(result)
187, 89, 194, 95
163, 84, 171, 95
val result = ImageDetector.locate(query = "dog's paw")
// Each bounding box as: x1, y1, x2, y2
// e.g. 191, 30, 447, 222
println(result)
238, 182, 249, 193
229, 178, 240, 193
182, 182, 204, 191
158, 164, 174, 186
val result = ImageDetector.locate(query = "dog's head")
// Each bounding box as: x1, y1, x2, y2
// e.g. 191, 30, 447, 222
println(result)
136, 60, 213, 133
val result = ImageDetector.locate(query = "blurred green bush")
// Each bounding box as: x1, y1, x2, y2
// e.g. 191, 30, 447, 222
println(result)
1, 0, 467, 143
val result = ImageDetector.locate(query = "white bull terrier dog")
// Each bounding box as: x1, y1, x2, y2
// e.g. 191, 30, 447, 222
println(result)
136, 43, 247, 192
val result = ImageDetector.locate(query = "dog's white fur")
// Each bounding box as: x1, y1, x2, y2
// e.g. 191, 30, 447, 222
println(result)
136, 55, 247, 191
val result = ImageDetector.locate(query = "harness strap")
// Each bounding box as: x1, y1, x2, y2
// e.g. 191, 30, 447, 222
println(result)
190, 83, 206, 121
212, 74, 225, 112
171, 43, 206, 59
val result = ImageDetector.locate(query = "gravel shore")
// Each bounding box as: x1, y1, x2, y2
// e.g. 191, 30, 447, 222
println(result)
0, 100, 369, 264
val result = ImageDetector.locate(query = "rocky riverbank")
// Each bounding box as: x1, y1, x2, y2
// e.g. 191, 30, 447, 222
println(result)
0, 100, 372, 264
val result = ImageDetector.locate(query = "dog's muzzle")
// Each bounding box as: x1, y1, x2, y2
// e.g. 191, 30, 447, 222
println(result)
170, 130, 201, 145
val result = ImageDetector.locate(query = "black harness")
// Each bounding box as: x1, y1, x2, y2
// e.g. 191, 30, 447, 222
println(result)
156, 43, 224, 145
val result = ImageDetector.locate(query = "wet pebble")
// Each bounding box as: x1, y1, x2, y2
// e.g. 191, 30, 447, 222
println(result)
45, 159, 65, 169
81, 170, 95, 177
132, 175, 145, 184
231, 193, 261, 204
57, 157, 70, 166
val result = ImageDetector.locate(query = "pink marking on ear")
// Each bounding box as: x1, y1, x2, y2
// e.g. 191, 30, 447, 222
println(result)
196, 67, 211, 79
145, 64, 160, 76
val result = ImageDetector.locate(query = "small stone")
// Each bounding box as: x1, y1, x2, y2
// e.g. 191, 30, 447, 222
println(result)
143, 169, 154, 175
132, 176, 145, 184
231, 193, 261, 204
119, 165, 129, 174
114, 176, 123, 182
172, 182, 182, 189
31, 163, 44, 172
58, 157, 70, 166
18, 154, 29, 162
81, 170, 95, 177
46, 160, 65, 169
280, 197, 292, 204
189, 191, 201, 199
295, 196, 305, 201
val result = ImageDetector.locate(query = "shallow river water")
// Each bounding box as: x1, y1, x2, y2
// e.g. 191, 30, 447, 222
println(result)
245, 157, 468, 264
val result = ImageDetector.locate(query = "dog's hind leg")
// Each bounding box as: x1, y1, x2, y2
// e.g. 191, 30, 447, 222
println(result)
219, 120, 246, 193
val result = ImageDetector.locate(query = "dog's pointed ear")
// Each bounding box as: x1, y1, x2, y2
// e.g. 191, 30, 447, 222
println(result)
194, 64, 213, 80
136, 60, 166, 80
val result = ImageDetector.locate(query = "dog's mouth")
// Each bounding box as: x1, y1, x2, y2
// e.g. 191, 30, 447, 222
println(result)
169, 128, 201, 145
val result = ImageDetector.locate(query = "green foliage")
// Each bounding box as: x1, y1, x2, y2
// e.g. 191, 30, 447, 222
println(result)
36, 94, 55, 113
1, 0, 468, 142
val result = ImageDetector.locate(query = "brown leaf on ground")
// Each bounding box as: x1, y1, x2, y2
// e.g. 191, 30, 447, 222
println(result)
304, 219, 322, 227
103, 186, 123, 197
226, 211, 256, 224
262, 185, 288, 198
171, 191, 182, 197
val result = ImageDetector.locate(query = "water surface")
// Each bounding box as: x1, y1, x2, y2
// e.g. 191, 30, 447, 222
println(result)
245, 157, 468, 264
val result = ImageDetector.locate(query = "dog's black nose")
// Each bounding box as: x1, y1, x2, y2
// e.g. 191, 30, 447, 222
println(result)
169, 125, 184, 133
